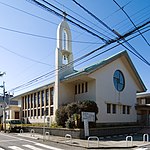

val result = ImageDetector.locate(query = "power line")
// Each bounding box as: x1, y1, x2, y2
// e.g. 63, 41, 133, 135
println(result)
113, 0, 150, 47
0, 1, 57, 25
9, 21, 150, 93
52, 0, 115, 39
0, 25, 102, 45
0, 45, 51, 66
72, 0, 150, 66
27, 0, 111, 43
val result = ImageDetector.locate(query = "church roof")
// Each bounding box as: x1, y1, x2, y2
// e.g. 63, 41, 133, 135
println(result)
63, 50, 146, 92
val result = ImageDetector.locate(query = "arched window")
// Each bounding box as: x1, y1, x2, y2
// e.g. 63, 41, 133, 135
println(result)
62, 29, 68, 50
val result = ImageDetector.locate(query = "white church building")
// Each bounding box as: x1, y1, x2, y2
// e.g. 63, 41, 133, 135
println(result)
11, 17, 146, 125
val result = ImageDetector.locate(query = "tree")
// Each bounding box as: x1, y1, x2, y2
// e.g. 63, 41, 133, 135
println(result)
55, 100, 99, 128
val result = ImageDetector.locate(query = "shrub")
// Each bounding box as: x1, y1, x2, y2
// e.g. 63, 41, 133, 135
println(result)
55, 105, 68, 127
55, 100, 98, 129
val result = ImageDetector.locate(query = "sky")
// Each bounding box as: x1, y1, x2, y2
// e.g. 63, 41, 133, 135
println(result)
0, 0, 149, 96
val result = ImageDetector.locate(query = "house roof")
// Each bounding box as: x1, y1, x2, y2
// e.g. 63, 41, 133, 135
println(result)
63, 50, 146, 92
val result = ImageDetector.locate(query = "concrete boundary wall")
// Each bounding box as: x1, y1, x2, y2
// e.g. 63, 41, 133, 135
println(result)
24, 126, 143, 139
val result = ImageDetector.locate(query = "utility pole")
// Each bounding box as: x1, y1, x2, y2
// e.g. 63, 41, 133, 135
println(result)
0, 72, 6, 133
2, 82, 6, 133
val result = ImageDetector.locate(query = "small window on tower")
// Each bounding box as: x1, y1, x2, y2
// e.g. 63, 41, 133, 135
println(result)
62, 30, 68, 50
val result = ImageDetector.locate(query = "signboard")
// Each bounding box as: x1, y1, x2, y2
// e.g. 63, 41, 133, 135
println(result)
82, 112, 95, 122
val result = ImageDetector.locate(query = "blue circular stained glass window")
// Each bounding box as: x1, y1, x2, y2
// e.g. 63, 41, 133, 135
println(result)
113, 70, 125, 92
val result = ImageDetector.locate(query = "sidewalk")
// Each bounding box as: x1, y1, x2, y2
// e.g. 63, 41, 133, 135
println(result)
17, 132, 150, 149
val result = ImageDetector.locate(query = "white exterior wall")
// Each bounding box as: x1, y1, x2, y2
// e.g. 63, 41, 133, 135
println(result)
59, 82, 74, 105
74, 80, 96, 102
90, 59, 137, 124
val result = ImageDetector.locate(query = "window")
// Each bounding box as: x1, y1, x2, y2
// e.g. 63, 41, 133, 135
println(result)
85, 82, 88, 92
25, 96, 27, 109
34, 109, 36, 117
27, 95, 30, 109
127, 106, 130, 114
46, 89, 49, 106
31, 110, 33, 117
38, 109, 40, 116
22, 97, 24, 110
62, 30, 68, 50
50, 87, 54, 105
31, 94, 33, 108
78, 84, 80, 94
123, 105, 126, 114
112, 104, 116, 114
46, 107, 49, 116
25, 111, 27, 117
34, 93, 36, 107
28, 110, 30, 117
50, 107, 53, 116
107, 104, 111, 113
42, 108, 44, 116
113, 70, 125, 92
38, 92, 40, 107
75, 82, 88, 95
41, 90, 44, 106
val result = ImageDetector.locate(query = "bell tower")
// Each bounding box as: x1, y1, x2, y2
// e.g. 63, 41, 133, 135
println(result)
54, 13, 74, 116
55, 12, 74, 78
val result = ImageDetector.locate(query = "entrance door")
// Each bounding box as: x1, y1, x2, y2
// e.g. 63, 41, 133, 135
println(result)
15, 112, 19, 119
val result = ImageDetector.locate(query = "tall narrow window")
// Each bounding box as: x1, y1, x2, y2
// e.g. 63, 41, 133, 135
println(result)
112, 104, 116, 114
50, 107, 53, 116
46, 89, 49, 106
28, 95, 30, 109
50, 87, 54, 105
123, 105, 126, 114
85, 82, 88, 92
38, 92, 40, 107
78, 84, 80, 94
34, 93, 36, 107
31, 94, 33, 108
22, 97, 24, 110
82, 83, 84, 93
107, 104, 111, 113
25, 96, 27, 109
127, 106, 130, 114
41, 90, 44, 106
62, 30, 68, 50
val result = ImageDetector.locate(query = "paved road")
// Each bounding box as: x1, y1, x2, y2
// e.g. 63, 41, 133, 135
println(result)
0, 132, 85, 150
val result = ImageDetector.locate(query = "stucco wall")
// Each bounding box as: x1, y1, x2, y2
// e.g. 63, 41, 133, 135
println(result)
90, 59, 137, 124
74, 79, 96, 102
59, 82, 74, 105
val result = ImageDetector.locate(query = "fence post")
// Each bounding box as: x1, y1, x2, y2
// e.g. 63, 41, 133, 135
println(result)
30, 129, 35, 137
87, 136, 99, 148
65, 134, 72, 144
45, 132, 50, 141
126, 136, 133, 147
20, 129, 24, 133
143, 134, 149, 142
